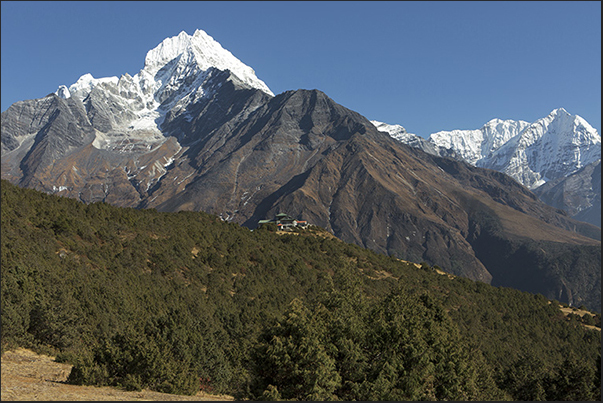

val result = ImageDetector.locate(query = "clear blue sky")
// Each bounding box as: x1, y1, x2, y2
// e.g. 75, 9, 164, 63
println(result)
1, 1, 600, 138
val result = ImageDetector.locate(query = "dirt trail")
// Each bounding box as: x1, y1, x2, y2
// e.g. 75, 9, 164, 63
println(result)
1, 348, 234, 401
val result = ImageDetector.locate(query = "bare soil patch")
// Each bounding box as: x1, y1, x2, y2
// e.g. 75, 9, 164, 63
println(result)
1, 348, 234, 401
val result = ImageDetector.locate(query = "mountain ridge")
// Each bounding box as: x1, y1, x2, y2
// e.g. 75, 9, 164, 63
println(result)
375, 109, 601, 227
1, 29, 600, 310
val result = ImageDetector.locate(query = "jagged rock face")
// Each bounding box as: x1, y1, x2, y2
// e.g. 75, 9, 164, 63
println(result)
1, 28, 275, 207
147, 89, 372, 218
1, 96, 96, 188
534, 160, 601, 228
1, 93, 173, 205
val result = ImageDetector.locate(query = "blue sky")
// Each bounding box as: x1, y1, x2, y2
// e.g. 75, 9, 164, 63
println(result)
1, 1, 600, 138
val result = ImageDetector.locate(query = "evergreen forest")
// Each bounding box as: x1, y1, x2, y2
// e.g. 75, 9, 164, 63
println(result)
1, 180, 601, 400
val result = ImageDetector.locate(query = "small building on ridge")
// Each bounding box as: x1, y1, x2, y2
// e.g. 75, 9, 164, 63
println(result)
258, 213, 309, 231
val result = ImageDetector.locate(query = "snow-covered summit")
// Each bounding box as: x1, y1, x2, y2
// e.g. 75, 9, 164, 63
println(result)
68, 73, 120, 98
54, 29, 274, 149
483, 108, 601, 188
370, 120, 457, 158
379, 108, 600, 190
143, 30, 273, 96
57, 29, 273, 101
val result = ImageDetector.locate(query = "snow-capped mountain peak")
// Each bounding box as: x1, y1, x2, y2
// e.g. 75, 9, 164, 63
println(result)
485, 108, 601, 188
59, 29, 273, 102
53, 29, 274, 150
370, 120, 461, 158
381, 109, 600, 190
143, 29, 273, 96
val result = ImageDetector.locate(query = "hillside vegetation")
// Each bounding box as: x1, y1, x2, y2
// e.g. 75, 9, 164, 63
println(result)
1, 180, 600, 400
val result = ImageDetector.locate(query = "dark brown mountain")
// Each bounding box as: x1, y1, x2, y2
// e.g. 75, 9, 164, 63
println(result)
2, 81, 600, 310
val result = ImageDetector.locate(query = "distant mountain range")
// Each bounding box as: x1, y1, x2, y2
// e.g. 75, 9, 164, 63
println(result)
372, 109, 601, 227
1, 29, 600, 310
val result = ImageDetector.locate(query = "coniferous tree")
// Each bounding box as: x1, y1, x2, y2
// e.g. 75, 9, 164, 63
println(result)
252, 298, 341, 400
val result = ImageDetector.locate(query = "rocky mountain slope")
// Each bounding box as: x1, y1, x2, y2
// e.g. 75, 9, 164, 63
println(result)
1, 29, 600, 309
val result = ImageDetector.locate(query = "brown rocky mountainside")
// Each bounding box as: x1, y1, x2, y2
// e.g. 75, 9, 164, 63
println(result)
1, 82, 601, 310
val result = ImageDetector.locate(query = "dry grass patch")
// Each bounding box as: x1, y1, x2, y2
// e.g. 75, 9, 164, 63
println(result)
1, 348, 234, 401
555, 304, 601, 332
